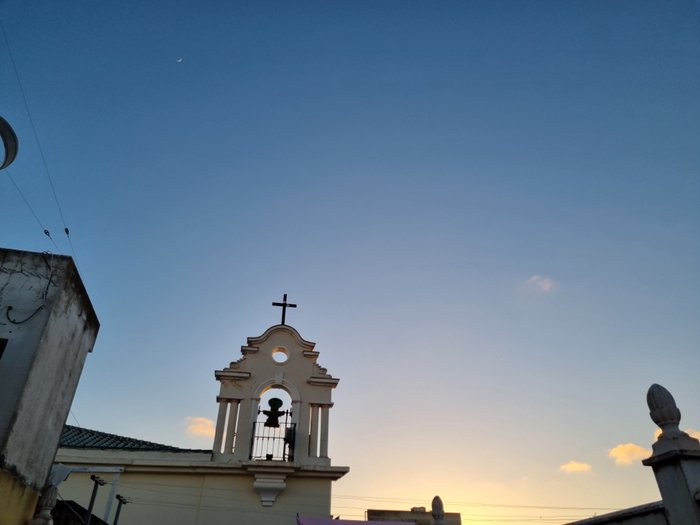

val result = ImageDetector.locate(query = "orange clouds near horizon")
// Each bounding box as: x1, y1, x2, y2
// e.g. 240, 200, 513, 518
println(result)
185, 416, 216, 438
608, 443, 651, 465
687, 429, 700, 440
652, 428, 699, 441
559, 460, 592, 473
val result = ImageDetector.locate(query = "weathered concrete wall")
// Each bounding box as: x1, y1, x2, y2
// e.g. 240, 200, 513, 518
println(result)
0, 248, 98, 522
0, 250, 53, 447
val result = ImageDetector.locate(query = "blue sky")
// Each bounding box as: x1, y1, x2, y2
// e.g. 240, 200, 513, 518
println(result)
2, 2, 699, 523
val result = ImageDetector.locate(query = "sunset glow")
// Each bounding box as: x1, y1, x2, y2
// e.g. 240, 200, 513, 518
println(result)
2, 2, 698, 524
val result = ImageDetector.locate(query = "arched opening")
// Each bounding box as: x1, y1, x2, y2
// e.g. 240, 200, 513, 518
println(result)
251, 386, 295, 461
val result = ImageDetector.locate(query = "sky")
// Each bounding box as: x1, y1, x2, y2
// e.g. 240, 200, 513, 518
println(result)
1, 1, 699, 523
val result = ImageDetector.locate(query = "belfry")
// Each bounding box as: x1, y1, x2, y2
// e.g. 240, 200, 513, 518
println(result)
52, 297, 348, 525
212, 307, 348, 505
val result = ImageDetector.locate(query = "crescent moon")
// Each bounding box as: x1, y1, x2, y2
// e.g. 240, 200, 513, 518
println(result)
0, 116, 18, 170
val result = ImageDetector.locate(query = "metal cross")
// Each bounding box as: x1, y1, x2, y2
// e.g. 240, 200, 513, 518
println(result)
272, 293, 297, 325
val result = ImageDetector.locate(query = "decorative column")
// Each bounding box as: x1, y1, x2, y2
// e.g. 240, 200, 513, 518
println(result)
224, 400, 240, 454
214, 365, 252, 460
294, 399, 310, 462
232, 398, 255, 461
642, 384, 700, 525
28, 485, 58, 525
213, 398, 229, 453
309, 405, 320, 458
319, 404, 330, 459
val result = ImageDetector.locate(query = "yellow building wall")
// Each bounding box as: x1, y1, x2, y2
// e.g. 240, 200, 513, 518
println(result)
59, 470, 332, 525
0, 469, 39, 525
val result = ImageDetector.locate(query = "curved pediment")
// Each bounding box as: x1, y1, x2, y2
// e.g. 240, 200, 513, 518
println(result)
246, 324, 316, 352
219, 323, 329, 375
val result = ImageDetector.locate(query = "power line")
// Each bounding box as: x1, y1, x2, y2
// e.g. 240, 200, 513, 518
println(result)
3, 168, 62, 253
0, 15, 78, 266
70, 410, 82, 428
111, 478, 618, 513
56, 491, 86, 524
85, 477, 614, 522
334, 494, 619, 512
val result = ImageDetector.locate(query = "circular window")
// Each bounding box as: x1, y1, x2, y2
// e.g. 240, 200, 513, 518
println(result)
272, 347, 288, 363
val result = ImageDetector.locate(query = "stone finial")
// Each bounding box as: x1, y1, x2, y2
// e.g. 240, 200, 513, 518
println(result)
431, 495, 445, 524
647, 384, 683, 439
643, 384, 700, 525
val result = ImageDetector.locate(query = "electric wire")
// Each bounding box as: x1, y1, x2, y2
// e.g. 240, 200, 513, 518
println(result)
77, 488, 592, 525
102, 479, 609, 522
3, 168, 62, 253
336, 503, 591, 520
56, 491, 86, 524
335, 494, 619, 512
0, 15, 78, 266
70, 410, 82, 428
115, 497, 595, 523
112, 478, 618, 512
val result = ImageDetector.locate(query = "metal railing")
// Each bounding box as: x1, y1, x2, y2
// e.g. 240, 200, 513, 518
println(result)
250, 410, 296, 461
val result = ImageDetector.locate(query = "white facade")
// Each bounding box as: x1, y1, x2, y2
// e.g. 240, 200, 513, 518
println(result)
55, 323, 348, 525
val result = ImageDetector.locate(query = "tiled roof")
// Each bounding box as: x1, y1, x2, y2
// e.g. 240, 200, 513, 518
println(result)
60, 425, 209, 452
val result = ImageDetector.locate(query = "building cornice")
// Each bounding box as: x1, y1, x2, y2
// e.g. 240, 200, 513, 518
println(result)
55, 448, 348, 480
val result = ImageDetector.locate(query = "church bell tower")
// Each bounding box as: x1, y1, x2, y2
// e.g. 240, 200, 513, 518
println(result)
211, 296, 348, 508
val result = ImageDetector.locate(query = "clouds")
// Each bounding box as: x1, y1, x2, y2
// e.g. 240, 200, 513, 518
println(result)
560, 438, 655, 472
185, 416, 215, 438
608, 443, 651, 465
560, 435, 660, 472
688, 429, 700, 440
559, 460, 592, 473
653, 428, 700, 441
521, 275, 557, 294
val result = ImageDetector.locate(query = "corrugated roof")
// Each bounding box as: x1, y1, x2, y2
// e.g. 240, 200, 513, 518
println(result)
60, 425, 210, 452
